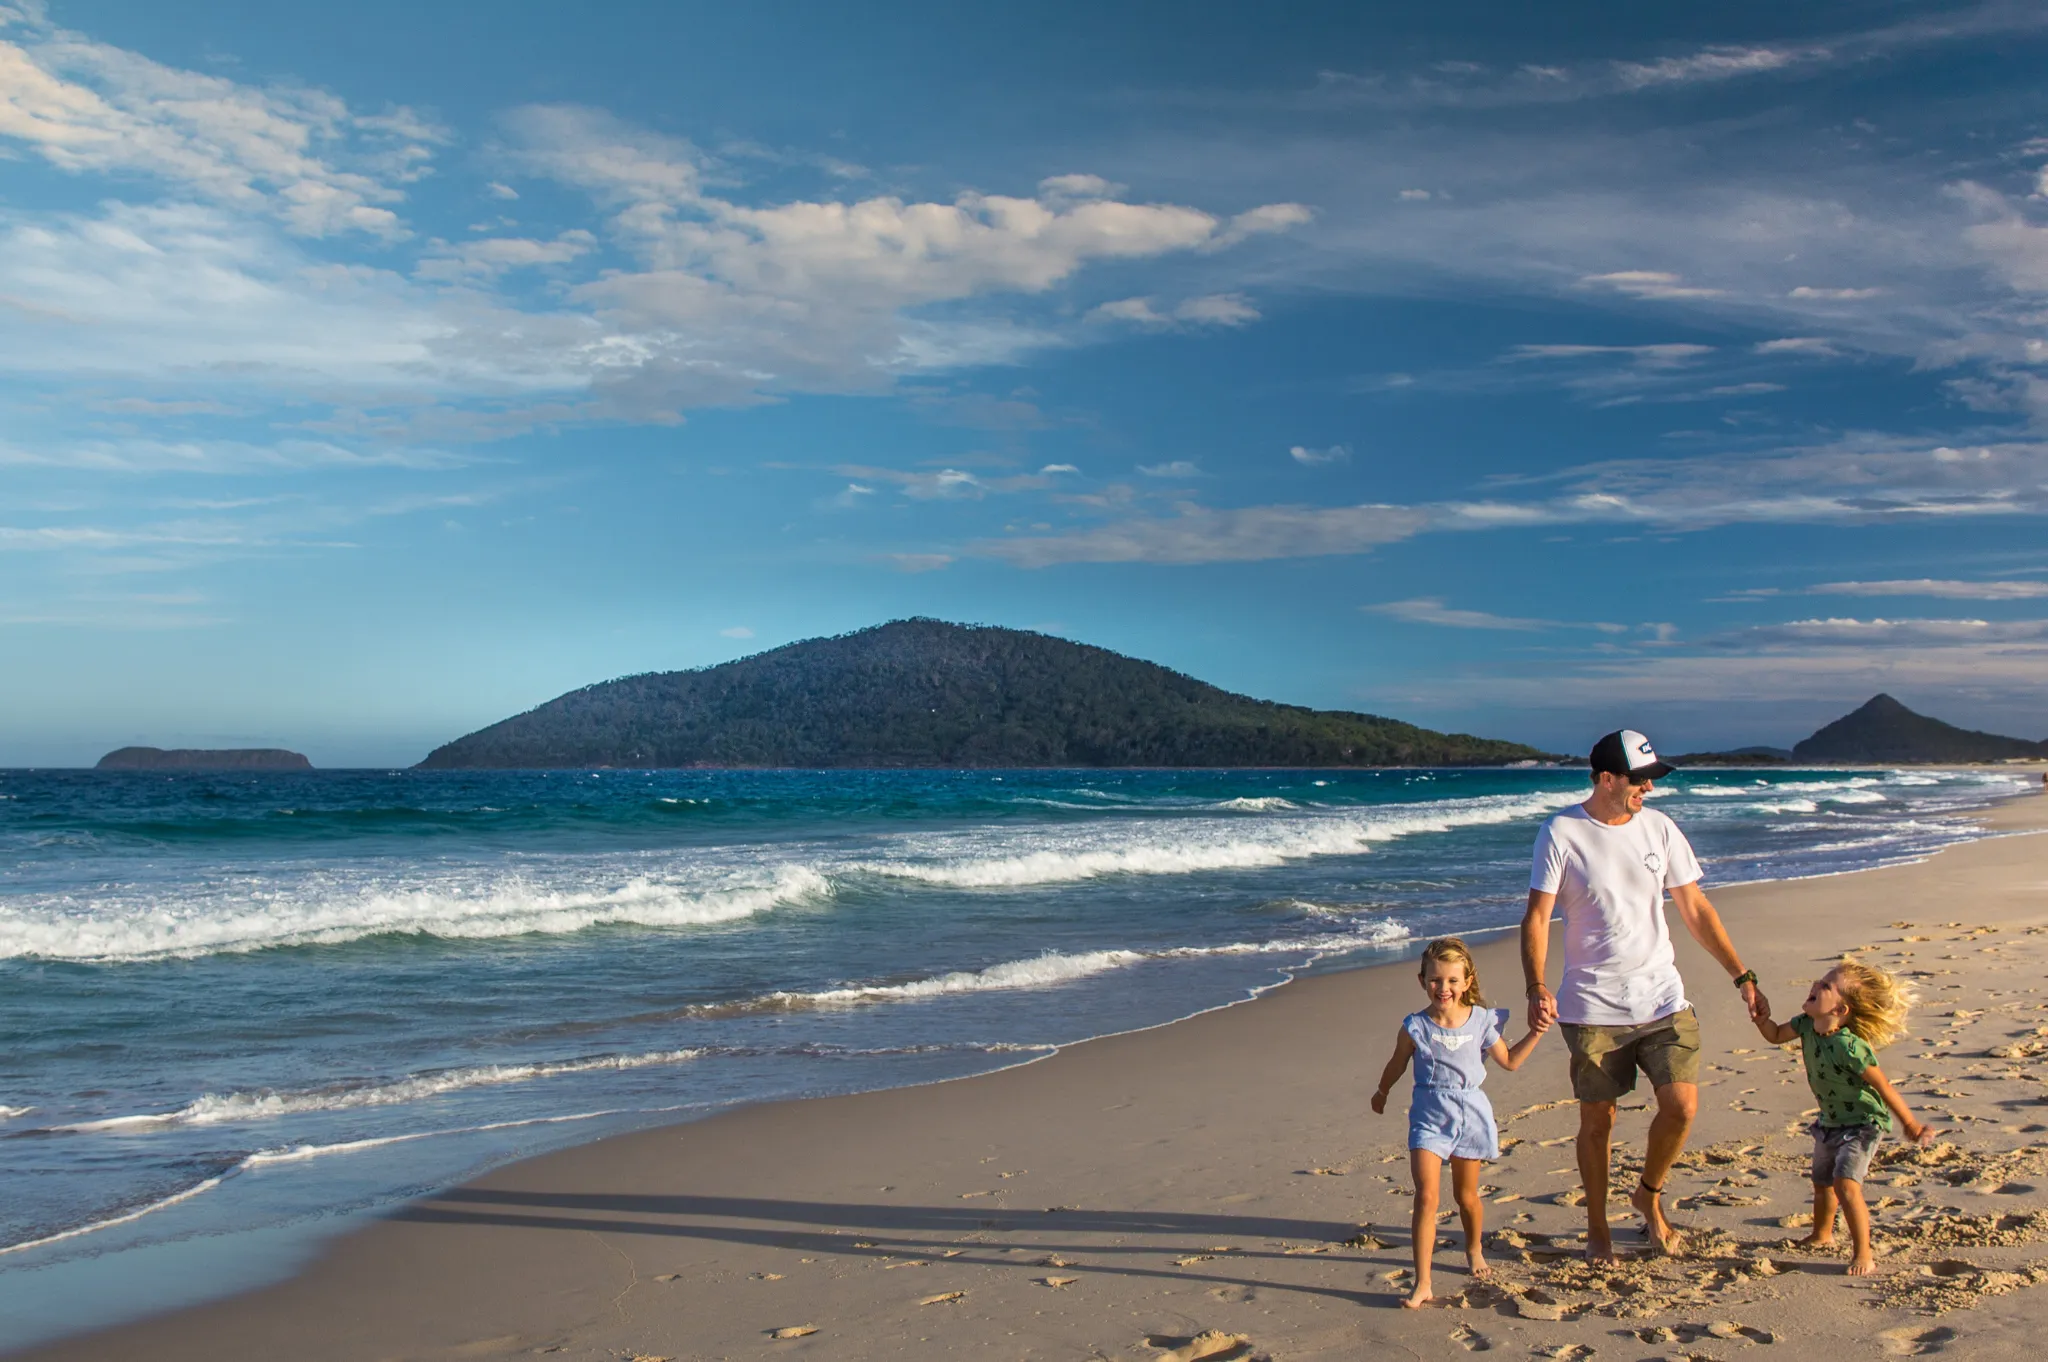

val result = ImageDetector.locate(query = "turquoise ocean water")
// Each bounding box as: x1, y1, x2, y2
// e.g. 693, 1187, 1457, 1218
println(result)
0, 764, 2031, 1346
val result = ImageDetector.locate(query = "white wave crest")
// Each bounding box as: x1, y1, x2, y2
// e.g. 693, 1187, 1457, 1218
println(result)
1212, 796, 1301, 812
0, 1172, 228, 1258
854, 789, 1582, 889
0, 866, 829, 963
54, 1049, 702, 1133
796, 949, 1148, 1006
0, 1105, 34, 1121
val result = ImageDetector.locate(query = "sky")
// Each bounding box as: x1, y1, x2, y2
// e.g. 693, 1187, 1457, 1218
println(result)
3, 0, 2047, 765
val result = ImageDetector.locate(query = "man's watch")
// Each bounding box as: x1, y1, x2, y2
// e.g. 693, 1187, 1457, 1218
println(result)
1732, 969, 1758, 989
1526, 983, 1549, 998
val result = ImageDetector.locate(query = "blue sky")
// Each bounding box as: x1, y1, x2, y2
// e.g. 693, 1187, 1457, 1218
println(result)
4, 0, 2047, 765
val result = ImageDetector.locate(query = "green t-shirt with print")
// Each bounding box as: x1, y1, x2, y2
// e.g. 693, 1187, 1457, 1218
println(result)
1792, 1014, 1889, 1129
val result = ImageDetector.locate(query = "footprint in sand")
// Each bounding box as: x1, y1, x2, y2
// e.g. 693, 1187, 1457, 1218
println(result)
1878, 1324, 1959, 1355
1448, 1322, 1492, 1351
1531, 1346, 1592, 1361
1143, 1331, 1253, 1362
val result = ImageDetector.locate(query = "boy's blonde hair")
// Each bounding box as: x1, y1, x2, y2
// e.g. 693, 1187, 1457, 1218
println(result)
1833, 958, 1912, 1049
1418, 937, 1486, 1006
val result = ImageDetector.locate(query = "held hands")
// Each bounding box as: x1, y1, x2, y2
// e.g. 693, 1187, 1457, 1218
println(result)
1739, 980, 1770, 1023
1526, 985, 1557, 1034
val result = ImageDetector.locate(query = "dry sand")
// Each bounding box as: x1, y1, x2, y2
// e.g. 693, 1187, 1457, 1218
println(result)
11, 778, 2048, 1362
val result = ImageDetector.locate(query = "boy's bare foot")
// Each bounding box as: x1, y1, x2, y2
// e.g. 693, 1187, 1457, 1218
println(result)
1630, 1183, 1685, 1255
1794, 1232, 1836, 1252
1401, 1282, 1434, 1309
1847, 1253, 1878, 1276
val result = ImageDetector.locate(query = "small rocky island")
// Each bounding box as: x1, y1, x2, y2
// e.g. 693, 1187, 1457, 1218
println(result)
96, 747, 313, 771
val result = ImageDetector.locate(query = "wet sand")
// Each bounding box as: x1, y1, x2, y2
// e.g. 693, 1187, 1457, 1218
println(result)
10, 776, 2047, 1361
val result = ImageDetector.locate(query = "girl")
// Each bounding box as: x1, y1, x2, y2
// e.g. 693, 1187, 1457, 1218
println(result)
1752, 959, 1936, 1276
1371, 937, 1550, 1308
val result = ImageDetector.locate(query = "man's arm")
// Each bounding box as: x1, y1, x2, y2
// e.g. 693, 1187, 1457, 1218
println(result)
1668, 880, 1769, 1021
1521, 888, 1557, 1032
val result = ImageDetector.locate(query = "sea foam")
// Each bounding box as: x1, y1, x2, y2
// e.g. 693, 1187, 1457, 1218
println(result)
853, 789, 1582, 889
0, 865, 828, 963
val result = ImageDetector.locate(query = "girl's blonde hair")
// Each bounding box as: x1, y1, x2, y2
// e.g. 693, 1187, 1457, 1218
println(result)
1418, 937, 1486, 1007
1833, 958, 1913, 1049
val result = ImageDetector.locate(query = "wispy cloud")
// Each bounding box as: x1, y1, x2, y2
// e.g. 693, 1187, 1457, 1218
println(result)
1289, 444, 1350, 465
1806, 578, 2048, 601
1087, 293, 1261, 329
1364, 597, 1627, 632
976, 502, 1427, 567
0, 9, 440, 238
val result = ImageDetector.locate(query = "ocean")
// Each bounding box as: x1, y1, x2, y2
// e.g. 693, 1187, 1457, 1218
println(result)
0, 763, 2032, 1345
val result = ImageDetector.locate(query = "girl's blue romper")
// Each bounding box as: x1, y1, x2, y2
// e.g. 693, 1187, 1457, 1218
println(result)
1404, 1006, 1509, 1161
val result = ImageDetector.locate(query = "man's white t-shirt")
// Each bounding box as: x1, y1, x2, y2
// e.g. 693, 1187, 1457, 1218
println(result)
1530, 803, 1703, 1027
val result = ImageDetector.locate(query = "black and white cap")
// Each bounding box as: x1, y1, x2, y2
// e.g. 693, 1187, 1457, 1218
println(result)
1589, 729, 1675, 781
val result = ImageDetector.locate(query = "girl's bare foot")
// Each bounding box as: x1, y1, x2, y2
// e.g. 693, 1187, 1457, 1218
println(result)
1847, 1253, 1877, 1276
1467, 1253, 1493, 1280
1585, 1229, 1618, 1264
1401, 1281, 1434, 1309
1794, 1232, 1836, 1252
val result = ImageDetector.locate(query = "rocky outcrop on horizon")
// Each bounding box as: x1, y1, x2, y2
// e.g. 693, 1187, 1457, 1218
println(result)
96, 747, 313, 771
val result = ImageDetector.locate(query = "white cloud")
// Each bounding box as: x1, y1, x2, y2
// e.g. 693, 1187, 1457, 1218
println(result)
1397, 188, 1432, 201
0, 13, 439, 238
1612, 44, 1820, 90
1719, 616, 2048, 646
1579, 270, 1726, 300
1136, 460, 1201, 478
1364, 596, 1627, 632
1807, 578, 2048, 601
878, 552, 954, 573
1088, 293, 1261, 329
719, 625, 754, 638
1365, 597, 1550, 631
0, 435, 463, 473
414, 231, 596, 281
1289, 443, 1350, 465
1754, 336, 1840, 356
976, 502, 1428, 567
1039, 462, 1079, 474
1507, 342, 1714, 367
1787, 285, 1884, 300
485, 181, 519, 201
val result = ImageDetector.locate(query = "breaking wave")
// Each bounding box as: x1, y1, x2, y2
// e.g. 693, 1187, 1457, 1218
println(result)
0, 865, 831, 963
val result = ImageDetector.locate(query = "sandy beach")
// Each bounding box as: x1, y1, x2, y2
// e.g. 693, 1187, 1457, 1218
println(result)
11, 777, 2046, 1362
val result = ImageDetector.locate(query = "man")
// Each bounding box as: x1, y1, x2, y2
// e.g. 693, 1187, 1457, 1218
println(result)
1521, 729, 1769, 1261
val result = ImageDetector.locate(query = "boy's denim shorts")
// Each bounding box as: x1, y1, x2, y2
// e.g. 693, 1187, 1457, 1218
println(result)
1809, 1121, 1883, 1185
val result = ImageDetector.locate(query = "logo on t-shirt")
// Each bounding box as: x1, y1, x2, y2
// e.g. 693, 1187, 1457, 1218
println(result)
1642, 851, 1663, 876
1435, 1034, 1473, 1052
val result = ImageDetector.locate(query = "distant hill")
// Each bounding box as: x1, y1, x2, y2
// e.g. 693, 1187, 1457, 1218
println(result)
1792, 695, 2047, 764
418, 619, 1549, 769
97, 747, 312, 771
1669, 746, 1793, 766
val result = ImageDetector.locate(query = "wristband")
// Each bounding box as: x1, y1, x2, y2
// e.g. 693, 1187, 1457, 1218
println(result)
1526, 984, 1548, 998
1732, 969, 1758, 989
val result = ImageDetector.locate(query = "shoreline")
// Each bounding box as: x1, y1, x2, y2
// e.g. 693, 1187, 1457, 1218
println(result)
8, 775, 2045, 1359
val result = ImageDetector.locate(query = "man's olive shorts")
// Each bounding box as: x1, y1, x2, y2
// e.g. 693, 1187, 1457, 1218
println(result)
1559, 1007, 1701, 1104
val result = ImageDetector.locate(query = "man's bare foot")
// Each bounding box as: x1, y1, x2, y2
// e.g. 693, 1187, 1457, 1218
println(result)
1585, 1229, 1618, 1264
1401, 1281, 1434, 1308
1629, 1183, 1685, 1255
1794, 1232, 1836, 1252
1847, 1253, 1877, 1276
